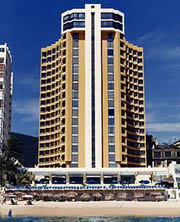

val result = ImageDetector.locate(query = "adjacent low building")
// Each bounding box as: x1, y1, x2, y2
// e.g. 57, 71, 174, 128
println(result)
152, 144, 180, 167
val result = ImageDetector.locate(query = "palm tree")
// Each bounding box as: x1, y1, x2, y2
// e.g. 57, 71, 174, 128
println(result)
3, 136, 23, 163
16, 168, 32, 186
0, 136, 23, 186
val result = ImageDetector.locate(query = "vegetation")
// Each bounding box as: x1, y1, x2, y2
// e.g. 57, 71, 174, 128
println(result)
0, 136, 26, 187
15, 168, 32, 186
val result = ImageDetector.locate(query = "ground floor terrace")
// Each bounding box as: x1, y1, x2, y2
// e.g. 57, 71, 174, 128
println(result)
3, 162, 180, 201
27, 166, 168, 186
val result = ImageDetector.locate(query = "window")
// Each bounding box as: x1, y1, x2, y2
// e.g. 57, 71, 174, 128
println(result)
108, 109, 114, 116
72, 65, 79, 73
72, 154, 78, 162
154, 152, 161, 158
108, 127, 114, 134
108, 65, 114, 73
108, 91, 114, 98
73, 57, 78, 64
0, 58, 4, 64
108, 83, 114, 90
72, 74, 78, 81
108, 57, 113, 64
165, 151, 171, 158
108, 100, 114, 107
108, 74, 114, 81
72, 118, 78, 125
72, 136, 78, 143
72, 127, 78, 134
138, 59, 142, 63
101, 21, 123, 31
72, 100, 78, 107
108, 49, 113, 56
109, 136, 115, 143
72, 83, 78, 90
109, 145, 115, 152
73, 49, 78, 56
177, 152, 180, 157
72, 91, 78, 99
72, 109, 78, 116
107, 41, 113, 48
72, 145, 78, 152
109, 154, 115, 161
108, 118, 114, 125
101, 13, 122, 23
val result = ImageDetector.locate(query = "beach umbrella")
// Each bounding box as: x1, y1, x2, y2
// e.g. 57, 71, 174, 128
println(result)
104, 192, 114, 201
149, 192, 162, 196
155, 195, 165, 201
116, 192, 127, 200
14, 191, 25, 196
134, 192, 144, 198
66, 192, 78, 201
4, 194, 16, 198
22, 195, 33, 199
80, 193, 91, 201
92, 192, 103, 201
163, 175, 174, 184
57, 193, 66, 201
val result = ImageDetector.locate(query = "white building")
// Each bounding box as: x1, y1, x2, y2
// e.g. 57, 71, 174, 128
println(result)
0, 43, 13, 154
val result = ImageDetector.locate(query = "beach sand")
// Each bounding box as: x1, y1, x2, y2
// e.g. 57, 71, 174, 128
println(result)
1, 200, 180, 217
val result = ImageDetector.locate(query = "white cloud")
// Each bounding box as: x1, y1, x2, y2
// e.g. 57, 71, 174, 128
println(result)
13, 98, 39, 122
145, 111, 159, 123
17, 67, 40, 88
147, 122, 180, 132
135, 28, 165, 45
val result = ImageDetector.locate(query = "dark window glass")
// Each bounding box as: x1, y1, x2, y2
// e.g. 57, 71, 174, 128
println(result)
73, 33, 79, 40
165, 151, 171, 157
108, 118, 114, 125
109, 145, 115, 152
108, 109, 114, 116
108, 127, 114, 134
108, 49, 114, 56
72, 100, 78, 107
108, 57, 113, 64
109, 154, 115, 161
108, 83, 114, 90
177, 152, 180, 157
154, 152, 161, 158
72, 145, 78, 152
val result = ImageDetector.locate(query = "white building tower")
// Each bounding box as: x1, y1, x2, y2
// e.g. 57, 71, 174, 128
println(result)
0, 43, 13, 154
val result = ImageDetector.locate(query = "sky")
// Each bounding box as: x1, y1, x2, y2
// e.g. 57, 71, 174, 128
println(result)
0, 0, 180, 144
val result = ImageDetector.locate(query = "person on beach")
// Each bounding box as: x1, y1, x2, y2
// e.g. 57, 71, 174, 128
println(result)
8, 209, 12, 217
2, 198, 6, 205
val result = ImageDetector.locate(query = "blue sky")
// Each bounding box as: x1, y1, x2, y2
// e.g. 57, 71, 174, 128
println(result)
0, 0, 180, 143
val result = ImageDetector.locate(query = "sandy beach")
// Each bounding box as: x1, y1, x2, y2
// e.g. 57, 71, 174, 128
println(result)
1, 200, 180, 217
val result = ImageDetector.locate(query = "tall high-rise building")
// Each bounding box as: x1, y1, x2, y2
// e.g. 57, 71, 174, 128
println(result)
38, 4, 146, 168
0, 43, 13, 154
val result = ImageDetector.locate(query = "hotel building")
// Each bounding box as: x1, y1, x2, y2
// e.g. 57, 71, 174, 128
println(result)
38, 4, 146, 168
0, 43, 13, 154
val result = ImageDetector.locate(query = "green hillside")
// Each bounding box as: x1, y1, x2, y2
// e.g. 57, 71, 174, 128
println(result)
11, 132, 38, 167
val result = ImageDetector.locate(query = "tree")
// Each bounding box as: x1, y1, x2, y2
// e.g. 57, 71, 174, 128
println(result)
0, 136, 23, 186
3, 136, 23, 163
16, 169, 32, 186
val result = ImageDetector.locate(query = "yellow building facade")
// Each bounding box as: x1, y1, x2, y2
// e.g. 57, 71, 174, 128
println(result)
38, 4, 146, 168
